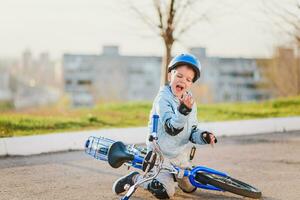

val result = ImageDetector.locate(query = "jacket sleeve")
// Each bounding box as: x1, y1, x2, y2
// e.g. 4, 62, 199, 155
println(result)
155, 96, 188, 136
189, 103, 208, 145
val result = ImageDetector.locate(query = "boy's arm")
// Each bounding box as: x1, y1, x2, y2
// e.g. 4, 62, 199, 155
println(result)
190, 128, 217, 145
189, 104, 217, 145
156, 96, 189, 136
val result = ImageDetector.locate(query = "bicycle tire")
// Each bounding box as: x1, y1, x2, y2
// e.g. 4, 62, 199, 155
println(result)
195, 172, 262, 199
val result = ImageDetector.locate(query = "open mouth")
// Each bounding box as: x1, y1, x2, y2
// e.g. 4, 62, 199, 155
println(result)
176, 85, 184, 92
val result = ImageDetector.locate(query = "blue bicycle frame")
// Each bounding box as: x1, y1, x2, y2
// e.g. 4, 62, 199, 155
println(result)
85, 114, 228, 193
128, 155, 227, 191
85, 113, 262, 200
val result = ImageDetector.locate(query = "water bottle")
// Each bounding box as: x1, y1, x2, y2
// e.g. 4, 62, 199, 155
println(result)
85, 136, 115, 161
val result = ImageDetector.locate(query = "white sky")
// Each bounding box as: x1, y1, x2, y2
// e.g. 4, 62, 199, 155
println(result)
0, 0, 294, 59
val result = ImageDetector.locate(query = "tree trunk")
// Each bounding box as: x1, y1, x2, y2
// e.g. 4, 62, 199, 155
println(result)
160, 43, 173, 86
296, 37, 300, 94
297, 45, 300, 94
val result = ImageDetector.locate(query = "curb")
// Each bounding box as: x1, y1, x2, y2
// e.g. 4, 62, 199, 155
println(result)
0, 127, 147, 156
0, 116, 300, 156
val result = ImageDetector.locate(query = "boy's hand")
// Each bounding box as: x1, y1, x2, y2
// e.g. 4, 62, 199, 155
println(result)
178, 94, 194, 116
202, 132, 217, 147
180, 93, 194, 109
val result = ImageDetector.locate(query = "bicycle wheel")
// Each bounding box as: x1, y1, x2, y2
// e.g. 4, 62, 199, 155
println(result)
195, 172, 262, 199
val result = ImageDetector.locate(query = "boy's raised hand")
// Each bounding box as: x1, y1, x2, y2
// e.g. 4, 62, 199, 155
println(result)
178, 93, 194, 116
180, 93, 194, 109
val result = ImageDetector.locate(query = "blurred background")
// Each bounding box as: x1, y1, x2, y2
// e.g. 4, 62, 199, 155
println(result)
1, 0, 300, 137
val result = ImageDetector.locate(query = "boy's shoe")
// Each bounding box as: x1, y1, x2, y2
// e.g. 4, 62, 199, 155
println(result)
112, 171, 139, 194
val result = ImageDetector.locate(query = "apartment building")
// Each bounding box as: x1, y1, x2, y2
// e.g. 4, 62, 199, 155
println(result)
63, 46, 270, 106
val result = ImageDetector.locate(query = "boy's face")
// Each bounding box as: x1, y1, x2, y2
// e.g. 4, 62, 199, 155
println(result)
168, 65, 195, 98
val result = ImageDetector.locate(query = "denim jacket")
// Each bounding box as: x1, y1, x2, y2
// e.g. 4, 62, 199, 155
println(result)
147, 85, 208, 158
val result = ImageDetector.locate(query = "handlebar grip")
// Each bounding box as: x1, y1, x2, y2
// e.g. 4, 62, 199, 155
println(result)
152, 114, 159, 133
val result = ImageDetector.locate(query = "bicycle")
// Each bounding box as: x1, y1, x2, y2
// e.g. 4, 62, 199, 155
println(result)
85, 114, 262, 199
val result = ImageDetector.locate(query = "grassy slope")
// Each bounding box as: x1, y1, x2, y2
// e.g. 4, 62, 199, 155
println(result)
1, 96, 300, 137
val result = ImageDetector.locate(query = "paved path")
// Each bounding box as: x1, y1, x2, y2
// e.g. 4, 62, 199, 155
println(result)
0, 132, 299, 200
2, 116, 300, 156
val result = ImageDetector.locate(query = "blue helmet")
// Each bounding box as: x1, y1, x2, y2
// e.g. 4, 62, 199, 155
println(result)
168, 53, 201, 82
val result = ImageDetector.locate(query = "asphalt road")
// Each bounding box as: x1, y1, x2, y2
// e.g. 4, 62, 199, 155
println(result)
0, 132, 299, 200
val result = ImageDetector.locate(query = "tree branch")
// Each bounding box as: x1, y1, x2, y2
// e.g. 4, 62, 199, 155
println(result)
128, 0, 161, 36
262, 0, 300, 31
166, 0, 175, 33
176, 13, 209, 39
153, 0, 164, 34
174, 0, 194, 28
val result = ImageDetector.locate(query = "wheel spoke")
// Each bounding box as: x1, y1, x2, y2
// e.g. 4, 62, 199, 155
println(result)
206, 174, 258, 192
195, 172, 261, 198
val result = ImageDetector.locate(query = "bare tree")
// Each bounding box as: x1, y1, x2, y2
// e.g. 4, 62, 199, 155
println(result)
258, 47, 299, 97
262, 0, 300, 94
262, 0, 299, 46
128, 0, 214, 85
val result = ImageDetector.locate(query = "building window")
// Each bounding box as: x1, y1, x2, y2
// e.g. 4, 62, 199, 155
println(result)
223, 92, 231, 101
65, 80, 72, 85
78, 80, 92, 85
245, 83, 256, 89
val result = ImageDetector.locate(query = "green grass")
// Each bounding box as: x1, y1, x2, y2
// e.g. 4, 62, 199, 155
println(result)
1, 97, 300, 138
0, 101, 13, 111
198, 97, 300, 121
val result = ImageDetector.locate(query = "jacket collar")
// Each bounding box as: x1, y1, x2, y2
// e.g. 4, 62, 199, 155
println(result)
165, 85, 180, 103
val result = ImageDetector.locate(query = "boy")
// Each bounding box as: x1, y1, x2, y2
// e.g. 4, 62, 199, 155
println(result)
112, 53, 217, 199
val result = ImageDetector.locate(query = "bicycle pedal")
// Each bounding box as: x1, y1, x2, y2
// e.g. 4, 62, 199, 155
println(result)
142, 151, 157, 172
